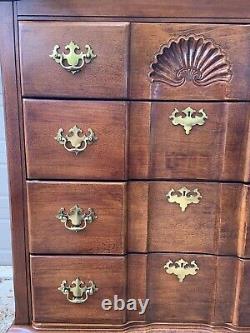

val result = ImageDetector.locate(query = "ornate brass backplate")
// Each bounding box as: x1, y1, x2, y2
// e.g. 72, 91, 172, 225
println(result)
56, 205, 97, 232
58, 278, 98, 304
55, 125, 97, 155
169, 107, 208, 134
49, 41, 96, 74
166, 187, 202, 212
164, 259, 199, 282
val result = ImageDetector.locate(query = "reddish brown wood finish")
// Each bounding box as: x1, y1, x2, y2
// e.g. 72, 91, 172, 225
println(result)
29, 254, 250, 330
16, 0, 250, 19
2, 1, 250, 332
147, 254, 237, 325
128, 182, 250, 257
19, 21, 129, 98
27, 182, 127, 254
30, 256, 127, 325
0, 1, 30, 324
23, 100, 128, 180
130, 24, 250, 101
129, 102, 250, 182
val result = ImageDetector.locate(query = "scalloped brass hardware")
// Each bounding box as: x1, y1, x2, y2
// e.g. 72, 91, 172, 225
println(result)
49, 41, 96, 74
164, 259, 199, 282
55, 125, 97, 155
56, 205, 97, 232
170, 107, 208, 135
166, 187, 202, 212
58, 278, 98, 304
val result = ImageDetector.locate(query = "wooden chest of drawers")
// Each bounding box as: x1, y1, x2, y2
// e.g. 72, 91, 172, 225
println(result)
1, 1, 250, 332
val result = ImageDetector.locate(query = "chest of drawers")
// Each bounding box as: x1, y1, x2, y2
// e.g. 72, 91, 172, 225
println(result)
1, 1, 250, 332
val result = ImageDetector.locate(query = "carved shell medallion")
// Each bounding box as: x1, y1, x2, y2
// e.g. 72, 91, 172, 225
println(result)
149, 34, 232, 87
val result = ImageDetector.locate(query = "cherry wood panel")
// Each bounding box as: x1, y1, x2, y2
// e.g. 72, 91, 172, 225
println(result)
147, 254, 237, 325
17, 0, 250, 19
128, 182, 250, 257
7, 324, 250, 333
0, 1, 30, 324
19, 21, 129, 98
237, 260, 250, 327
130, 24, 250, 100
27, 182, 127, 254
30, 256, 127, 324
23, 100, 127, 180
30, 254, 250, 330
129, 102, 250, 182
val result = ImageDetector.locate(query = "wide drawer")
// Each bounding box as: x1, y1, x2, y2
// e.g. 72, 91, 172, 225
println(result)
30, 254, 250, 328
30, 256, 127, 325
129, 102, 250, 182
24, 100, 128, 180
27, 182, 127, 254
130, 24, 250, 100
19, 21, 129, 98
128, 182, 250, 257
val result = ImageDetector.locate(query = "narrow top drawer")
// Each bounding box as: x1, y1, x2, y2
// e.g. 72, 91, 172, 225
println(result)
19, 21, 129, 98
130, 23, 250, 100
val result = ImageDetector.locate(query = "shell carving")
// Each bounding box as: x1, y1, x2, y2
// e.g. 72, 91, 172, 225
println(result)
149, 34, 232, 87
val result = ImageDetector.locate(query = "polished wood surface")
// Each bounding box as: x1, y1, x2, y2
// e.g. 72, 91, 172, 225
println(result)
147, 254, 236, 324
16, 0, 250, 19
29, 254, 250, 329
130, 24, 250, 100
23, 100, 128, 180
3, 1, 250, 332
128, 182, 250, 257
27, 182, 127, 254
129, 102, 250, 181
19, 21, 129, 98
30, 256, 127, 324
0, 1, 30, 324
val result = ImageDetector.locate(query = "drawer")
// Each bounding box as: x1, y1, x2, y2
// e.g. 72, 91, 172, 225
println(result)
27, 182, 127, 255
147, 253, 237, 324
128, 182, 250, 257
129, 102, 250, 182
19, 21, 129, 98
24, 100, 128, 180
30, 256, 127, 325
130, 24, 250, 100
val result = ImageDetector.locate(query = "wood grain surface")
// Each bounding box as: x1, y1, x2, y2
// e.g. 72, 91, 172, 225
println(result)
27, 182, 127, 254
130, 24, 250, 100
19, 21, 129, 98
129, 102, 250, 182
23, 100, 128, 180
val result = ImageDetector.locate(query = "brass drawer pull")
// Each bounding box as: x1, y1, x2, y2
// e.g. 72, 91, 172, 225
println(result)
55, 125, 97, 155
56, 205, 97, 232
58, 278, 98, 304
164, 259, 199, 282
49, 41, 96, 74
166, 187, 202, 212
170, 106, 208, 135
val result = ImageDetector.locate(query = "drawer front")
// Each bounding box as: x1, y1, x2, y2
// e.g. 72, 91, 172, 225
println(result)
24, 100, 127, 180
131, 24, 250, 100
19, 21, 129, 98
27, 182, 127, 255
30, 256, 127, 325
147, 254, 236, 324
129, 102, 250, 182
128, 182, 250, 257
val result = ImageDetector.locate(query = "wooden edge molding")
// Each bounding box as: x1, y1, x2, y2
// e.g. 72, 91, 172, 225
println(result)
16, 0, 250, 19
0, 1, 30, 324
7, 323, 250, 333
